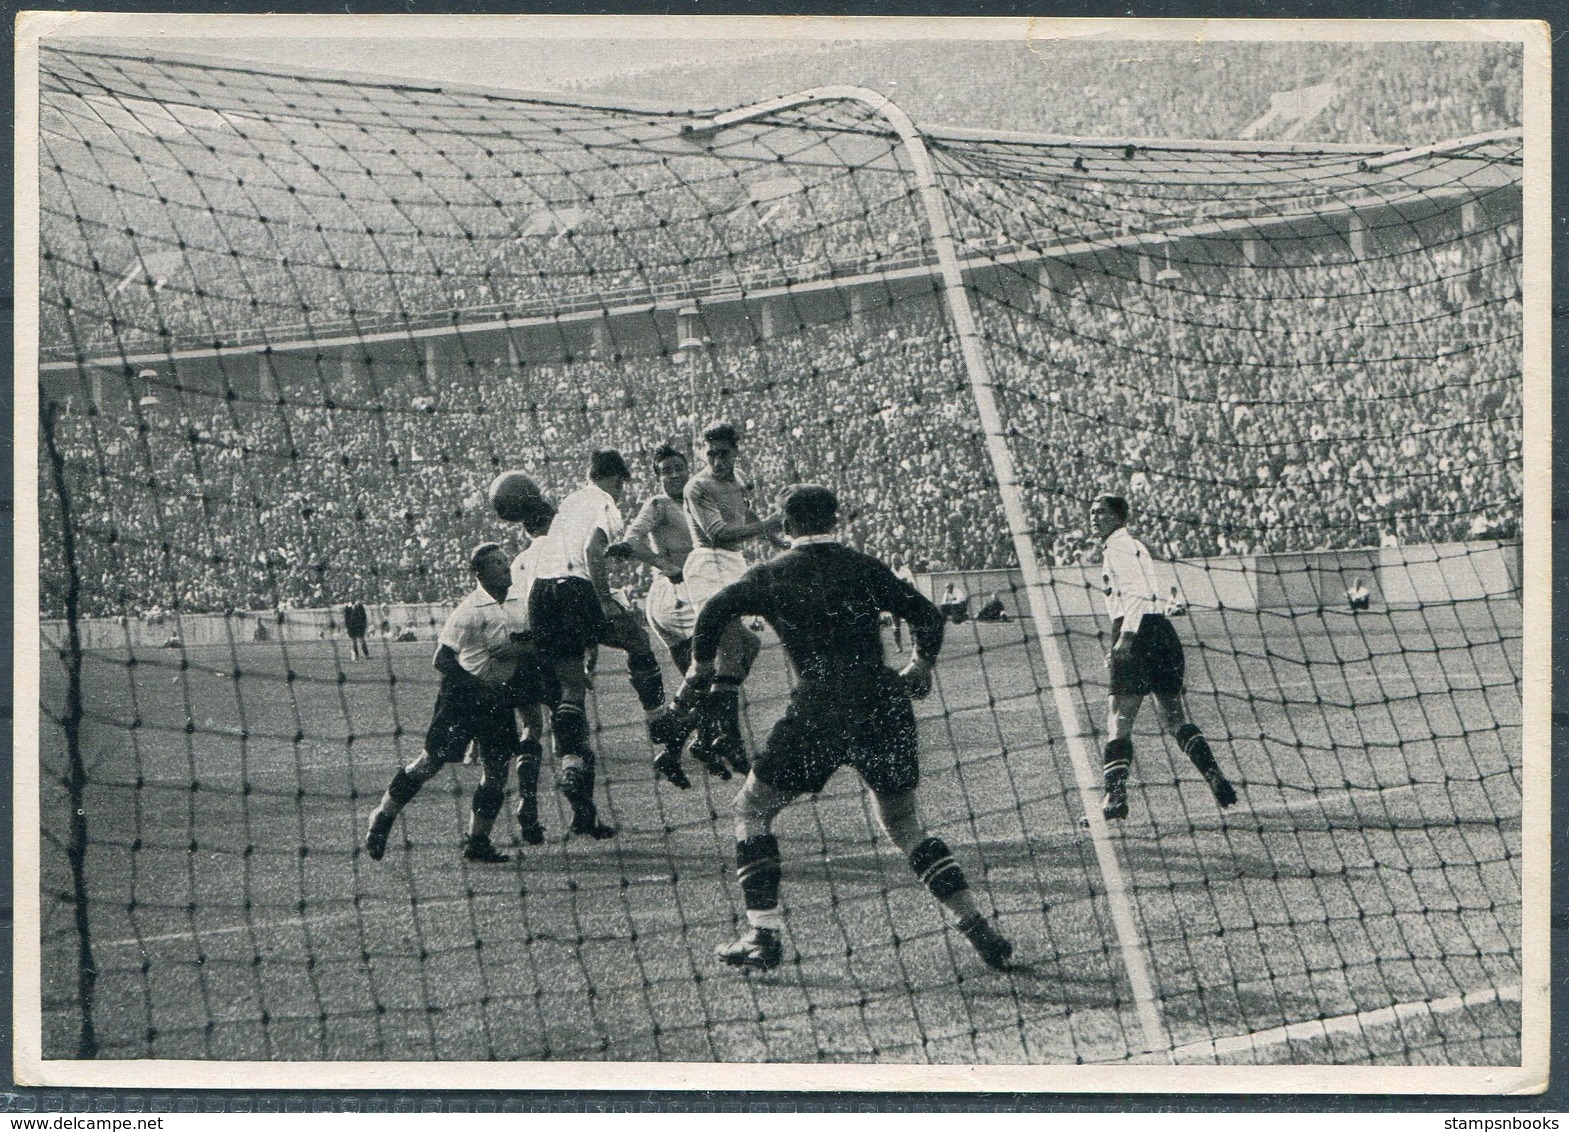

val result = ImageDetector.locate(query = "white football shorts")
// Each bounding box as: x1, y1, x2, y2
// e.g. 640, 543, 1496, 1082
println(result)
645, 573, 697, 651
681, 547, 749, 613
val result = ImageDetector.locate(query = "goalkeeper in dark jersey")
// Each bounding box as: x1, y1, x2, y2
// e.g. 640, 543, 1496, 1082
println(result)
682, 484, 1013, 972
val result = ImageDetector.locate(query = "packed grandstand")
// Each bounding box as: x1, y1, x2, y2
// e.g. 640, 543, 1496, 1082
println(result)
38, 45, 1523, 619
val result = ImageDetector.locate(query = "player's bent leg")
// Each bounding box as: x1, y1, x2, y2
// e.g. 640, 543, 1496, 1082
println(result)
873, 789, 1013, 970
718, 772, 796, 971
667, 638, 693, 679
697, 624, 755, 777
512, 735, 546, 845
1157, 694, 1237, 809
624, 643, 689, 783
364, 749, 443, 860
549, 679, 616, 840
720, 623, 762, 683
651, 637, 700, 787
463, 742, 513, 863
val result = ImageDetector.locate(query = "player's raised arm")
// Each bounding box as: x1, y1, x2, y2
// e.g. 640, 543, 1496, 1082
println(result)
686, 476, 780, 549
876, 563, 944, 665
608, 496, 670, 568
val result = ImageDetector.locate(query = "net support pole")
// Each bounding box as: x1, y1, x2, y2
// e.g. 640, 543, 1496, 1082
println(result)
691, 88, 1172, 1058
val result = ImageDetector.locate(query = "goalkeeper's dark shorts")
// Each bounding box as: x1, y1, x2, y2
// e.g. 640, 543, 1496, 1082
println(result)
529, 576, 605, 661
1108, 614, 1185, 698
424, 674, 519, 765
755, 668, 919, 797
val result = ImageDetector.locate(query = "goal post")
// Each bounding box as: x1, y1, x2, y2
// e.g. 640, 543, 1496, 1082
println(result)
32, 45, 1525, 1072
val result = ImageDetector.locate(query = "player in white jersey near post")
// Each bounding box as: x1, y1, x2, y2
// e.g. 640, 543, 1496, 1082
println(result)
529, 449, 652, 838
1091, 494, 1238, 821
505, 497, 564, 845
606, 443, 700, 788
680, 422, 785, 780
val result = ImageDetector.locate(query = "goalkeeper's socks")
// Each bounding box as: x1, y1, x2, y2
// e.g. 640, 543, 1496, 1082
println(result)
908, 837, 980, 922
735, 834, 782, 918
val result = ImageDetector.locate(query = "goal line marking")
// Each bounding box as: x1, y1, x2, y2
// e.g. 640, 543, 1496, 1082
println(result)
1164, 983, 1522, 1062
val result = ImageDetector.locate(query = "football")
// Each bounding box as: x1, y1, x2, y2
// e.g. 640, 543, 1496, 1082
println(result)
487, 470, 545, 522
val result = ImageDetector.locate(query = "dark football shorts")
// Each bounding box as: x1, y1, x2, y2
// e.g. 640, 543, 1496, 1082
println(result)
755, 668, 920, 797
529, 576, 606, 661
424, 674, 519, 765
1108, 614, 1185, 697
503, 647, 562, 710
597, 603, 653, 654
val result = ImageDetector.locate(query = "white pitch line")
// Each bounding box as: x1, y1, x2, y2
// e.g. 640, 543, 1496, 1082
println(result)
1164, 984, 1522, 1062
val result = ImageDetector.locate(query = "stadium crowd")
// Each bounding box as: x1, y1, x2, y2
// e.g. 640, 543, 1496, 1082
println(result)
41, 213, 1521, 619
37, 44, 1523, 620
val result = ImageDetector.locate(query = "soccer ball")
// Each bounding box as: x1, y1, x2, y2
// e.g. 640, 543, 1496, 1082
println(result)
488, 470, 545, 522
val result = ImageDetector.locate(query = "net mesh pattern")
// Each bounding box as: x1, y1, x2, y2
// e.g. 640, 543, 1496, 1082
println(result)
38, 47, 1522, 1065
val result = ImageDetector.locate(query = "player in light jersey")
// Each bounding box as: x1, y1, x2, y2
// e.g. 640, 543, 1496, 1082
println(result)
681, 422, 785, 778
505, 497, 562, 845
529, 449, 680, 837
1092, 494, 1237, 821
363, 543, 533, 864
607, 443, 700, 787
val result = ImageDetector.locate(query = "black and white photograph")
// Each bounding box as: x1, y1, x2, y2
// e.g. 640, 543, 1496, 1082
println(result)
14, 13, 1550, 1093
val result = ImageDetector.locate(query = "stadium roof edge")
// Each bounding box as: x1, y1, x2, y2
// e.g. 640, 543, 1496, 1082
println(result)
41, 42, 715, 120
43, 43, 1522, 158
922, 120, 1525, 157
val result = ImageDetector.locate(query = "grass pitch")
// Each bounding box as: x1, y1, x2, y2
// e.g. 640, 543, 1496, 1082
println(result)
39, 599, 1522, 1065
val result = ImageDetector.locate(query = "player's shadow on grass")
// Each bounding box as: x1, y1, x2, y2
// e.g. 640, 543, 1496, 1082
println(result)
777, 841, 1101, 905
726, 949, 1127, 1012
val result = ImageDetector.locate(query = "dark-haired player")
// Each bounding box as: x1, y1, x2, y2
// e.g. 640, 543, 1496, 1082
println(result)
680, 422, 784, 779
683, 485, 1012, 972
530, 449, 676, 837
607, 443, 700, 787
363, 543, 532, 864
1091, 493, 1238, 821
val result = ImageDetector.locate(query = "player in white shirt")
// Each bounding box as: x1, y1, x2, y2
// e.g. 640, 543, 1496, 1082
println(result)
504, 499, 563, 846
1091, 494, 1237, 821
363, 543, 535, 864
529, 449, 677, 837
680, 422, 784, 779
